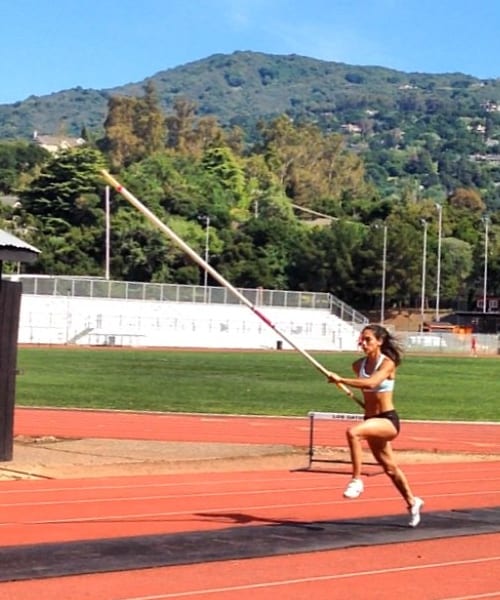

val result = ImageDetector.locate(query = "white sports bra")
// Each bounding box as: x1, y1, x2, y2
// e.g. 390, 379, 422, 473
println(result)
359, 354, 395, 393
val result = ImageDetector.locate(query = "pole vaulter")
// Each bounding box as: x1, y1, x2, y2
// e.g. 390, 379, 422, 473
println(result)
101, 170, 364, 409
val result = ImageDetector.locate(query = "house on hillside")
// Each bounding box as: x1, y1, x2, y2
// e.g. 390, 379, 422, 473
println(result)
0, 195, 20, 207
341, 123, 362, 134
32, 130, 86, 154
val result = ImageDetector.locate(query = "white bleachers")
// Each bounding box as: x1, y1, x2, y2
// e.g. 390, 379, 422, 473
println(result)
18, 294, 361, 351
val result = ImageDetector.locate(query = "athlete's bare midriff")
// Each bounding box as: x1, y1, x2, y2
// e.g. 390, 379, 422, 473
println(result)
362, 391, 395, 417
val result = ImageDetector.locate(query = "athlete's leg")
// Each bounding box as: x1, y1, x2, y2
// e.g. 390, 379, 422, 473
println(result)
345, 418, 397, 479
367, 434, 415, 507
368, 436, 424, 525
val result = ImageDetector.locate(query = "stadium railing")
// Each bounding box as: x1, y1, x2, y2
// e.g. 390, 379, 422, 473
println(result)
6, 274, 368, 326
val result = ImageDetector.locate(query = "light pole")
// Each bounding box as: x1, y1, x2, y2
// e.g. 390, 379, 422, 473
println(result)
420, 219, 428, 331
435, 203, 442, 322
105, 185, 110, 280
482, 215, 489, 313
203, 215, 210, 302
380, 223, 387, 324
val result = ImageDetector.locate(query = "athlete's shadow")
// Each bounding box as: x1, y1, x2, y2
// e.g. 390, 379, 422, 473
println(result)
194, 511, 324, 531
195, 511, 409, 531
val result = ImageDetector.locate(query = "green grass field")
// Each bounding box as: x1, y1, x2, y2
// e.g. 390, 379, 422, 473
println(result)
15, 347, 499, 422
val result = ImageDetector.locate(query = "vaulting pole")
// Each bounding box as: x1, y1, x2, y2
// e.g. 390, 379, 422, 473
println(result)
101, 170, 364, 408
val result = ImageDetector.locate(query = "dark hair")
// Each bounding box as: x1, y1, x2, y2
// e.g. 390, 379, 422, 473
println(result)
362, 324, 403, 366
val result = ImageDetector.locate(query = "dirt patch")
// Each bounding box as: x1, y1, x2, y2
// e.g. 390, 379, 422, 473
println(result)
1, 436, 304, 480
0, 436, 497, 481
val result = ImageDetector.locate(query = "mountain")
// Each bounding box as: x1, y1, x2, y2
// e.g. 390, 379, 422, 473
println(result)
1, 51, 500, 140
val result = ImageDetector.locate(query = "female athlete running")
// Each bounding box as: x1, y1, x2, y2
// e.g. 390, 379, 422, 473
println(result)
327, 324, 424, 527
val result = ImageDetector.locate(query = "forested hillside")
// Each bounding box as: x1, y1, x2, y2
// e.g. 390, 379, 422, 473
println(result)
0, 52, 498, 314
2, 51, 500, 207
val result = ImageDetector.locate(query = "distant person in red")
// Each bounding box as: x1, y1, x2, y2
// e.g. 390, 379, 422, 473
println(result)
471, 335, 477, 357
327, 324, 424, 527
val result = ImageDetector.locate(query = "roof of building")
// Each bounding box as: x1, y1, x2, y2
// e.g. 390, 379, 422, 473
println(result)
0, 229, 40, 264
0, 195, 20, 206
32, 131, 86, 153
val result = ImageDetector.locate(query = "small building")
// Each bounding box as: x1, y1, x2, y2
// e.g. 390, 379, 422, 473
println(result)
0, 229, 40, 461
423, 321, 472, 335
32, 130, 86, 154
0, 229, 40, 268
475, 295, 500, 313
0, 195, 20, 207
443, 311, 500, 334
341, 123, 363, 134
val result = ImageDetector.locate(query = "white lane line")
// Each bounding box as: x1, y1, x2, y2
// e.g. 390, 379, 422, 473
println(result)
0, 484, 500, 509
0, 462, 498, 497
438, 592, 500, 600
0, 484, 344, 507
110, 556, 500, 599
0, 490, 498, 525
0, 473, 498, 504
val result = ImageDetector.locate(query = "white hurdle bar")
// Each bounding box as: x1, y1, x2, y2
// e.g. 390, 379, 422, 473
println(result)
306, 411, 363, 469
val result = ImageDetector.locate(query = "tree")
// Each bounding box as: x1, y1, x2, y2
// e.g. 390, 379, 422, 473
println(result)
101, 96, 143, 168
0, 141, 49, 194
257, 115, 370, 212
101, 83, 165, 168
17, 146, 107, 274
121, 152, 234, 229
165, 98, 236, 157
165, 97, 198, 153
448, 187, 485, 212
219, 215, 302, 289
20, 147, 106, 225
201, 145, 249, 219
439, 237, 473, 303
135, 81, 166, 156
286, 221, 365, 300
108, 209, 173, 282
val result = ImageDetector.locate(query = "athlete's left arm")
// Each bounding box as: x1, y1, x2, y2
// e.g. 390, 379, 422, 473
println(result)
330, 358, 395, 390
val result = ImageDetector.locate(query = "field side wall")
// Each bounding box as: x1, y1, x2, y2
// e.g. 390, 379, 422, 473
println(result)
18, 295, 362, 351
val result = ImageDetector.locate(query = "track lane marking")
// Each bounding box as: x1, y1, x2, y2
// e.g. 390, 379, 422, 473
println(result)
1, 493, 498, 526
1, 486, 499, 511
0, 473, 498, 504
1, 462, 498, 497
438, 593, 500, 600
93, 556, 500, 599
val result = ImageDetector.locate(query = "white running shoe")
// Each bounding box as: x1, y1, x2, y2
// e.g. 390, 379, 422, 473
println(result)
408, 497, 424, 527
343, 478, 364, 499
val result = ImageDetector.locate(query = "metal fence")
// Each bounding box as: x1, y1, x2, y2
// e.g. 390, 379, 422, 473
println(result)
398, 331, 500, 356
6, 275, 369, 326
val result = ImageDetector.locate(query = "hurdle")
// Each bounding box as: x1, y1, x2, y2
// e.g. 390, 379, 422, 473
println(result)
305, 411, 364, 470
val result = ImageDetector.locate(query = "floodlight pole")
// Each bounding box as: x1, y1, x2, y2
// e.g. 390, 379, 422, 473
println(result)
105, 185, 110, 280
483, 215, 489, 313
420, 219, 428, 332
381, 223, 387, 324
435, 203, 442, 322
203, 216, 210, 302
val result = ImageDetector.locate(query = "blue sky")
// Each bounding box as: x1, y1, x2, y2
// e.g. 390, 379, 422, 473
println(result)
1, 0, 499, 105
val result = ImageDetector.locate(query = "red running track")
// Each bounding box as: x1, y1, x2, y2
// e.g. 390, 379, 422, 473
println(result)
13, 406, 500, 454
0, 407, 497, 599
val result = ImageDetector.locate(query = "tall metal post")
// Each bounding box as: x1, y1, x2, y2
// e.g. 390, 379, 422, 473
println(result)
483, 215, 489, 313
105, 185, 110, 280
381, 224, 387, 324
204, 216, 210, 302
420, 219, 428, 331
435, 203, 442, 322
